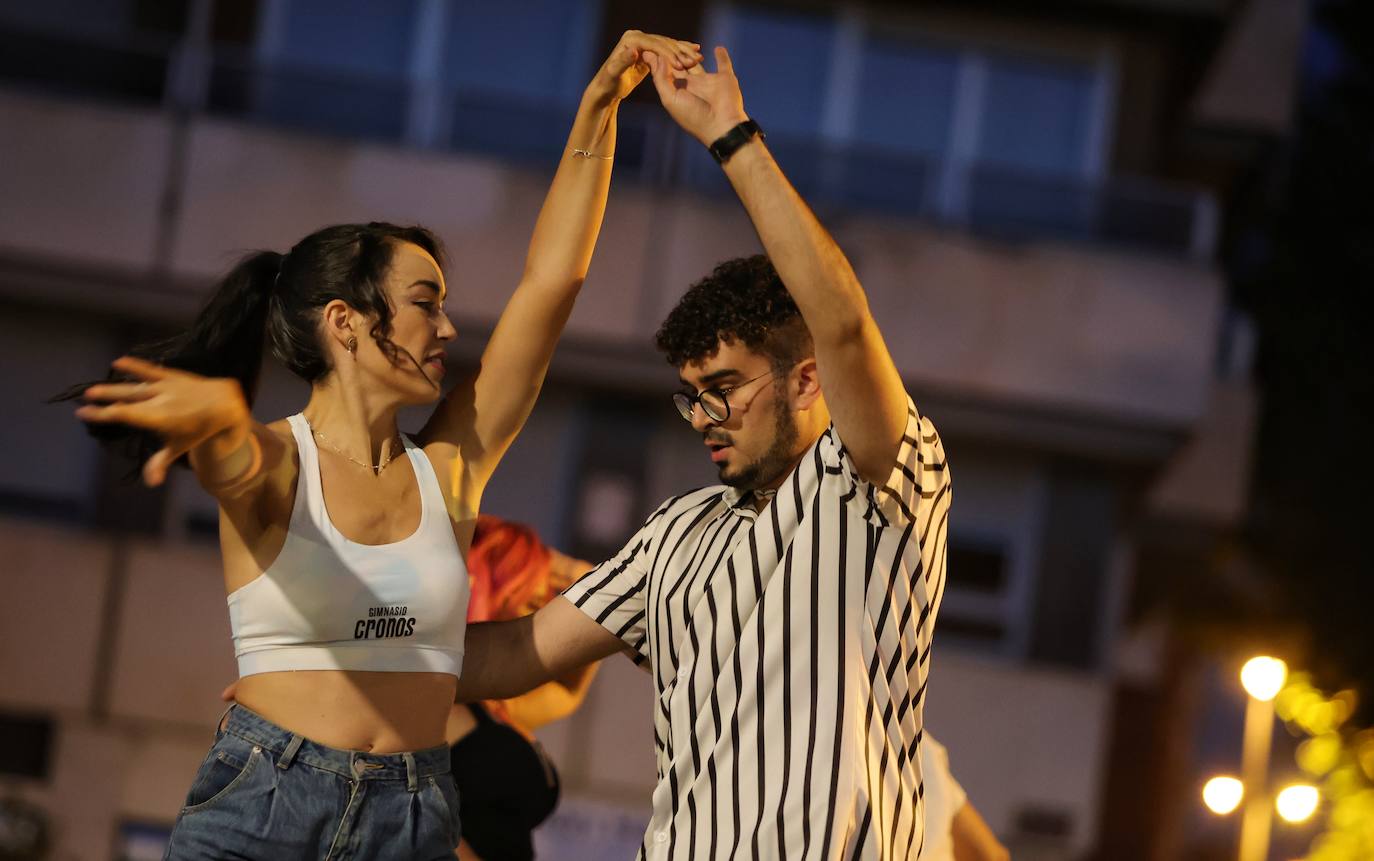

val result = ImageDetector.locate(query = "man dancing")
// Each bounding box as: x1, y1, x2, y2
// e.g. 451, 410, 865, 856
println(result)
457, 45, 951, 860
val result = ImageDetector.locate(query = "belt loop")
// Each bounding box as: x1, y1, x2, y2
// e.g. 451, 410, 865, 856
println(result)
277, 733, 304, 771
404, 752, 418, 792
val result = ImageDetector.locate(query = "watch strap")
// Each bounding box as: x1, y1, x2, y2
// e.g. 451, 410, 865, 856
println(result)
708, 119, 765, 165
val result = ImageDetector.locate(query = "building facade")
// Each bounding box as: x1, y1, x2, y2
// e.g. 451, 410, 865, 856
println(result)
0, 1, 1293, 858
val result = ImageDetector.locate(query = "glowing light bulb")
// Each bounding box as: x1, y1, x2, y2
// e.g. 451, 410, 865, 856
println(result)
1275, 784, 1320, 823
1241, 656, 1288, 702
1203, 776, 1244, 815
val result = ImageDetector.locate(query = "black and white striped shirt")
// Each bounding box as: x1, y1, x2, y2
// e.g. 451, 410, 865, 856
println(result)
564, 395, 951, 860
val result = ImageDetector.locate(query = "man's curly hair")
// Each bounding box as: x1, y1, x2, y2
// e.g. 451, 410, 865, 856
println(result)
655, 255, 813, 372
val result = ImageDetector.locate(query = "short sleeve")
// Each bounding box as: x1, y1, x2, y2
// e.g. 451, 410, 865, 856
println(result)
824, 394, 950, 530
561, 504, 666, 666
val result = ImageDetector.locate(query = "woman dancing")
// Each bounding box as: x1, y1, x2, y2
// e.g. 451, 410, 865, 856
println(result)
69, 31, 701, 860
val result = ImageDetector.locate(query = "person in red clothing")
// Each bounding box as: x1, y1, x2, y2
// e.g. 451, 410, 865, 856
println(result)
447, 516, 597, 861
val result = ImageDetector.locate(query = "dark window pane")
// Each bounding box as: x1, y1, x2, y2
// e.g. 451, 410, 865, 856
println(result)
0, 0, 134, 39
230, 65, 410, 142
947, 538, 1007, 594
445, 1, 598, 106
0, 26, 169, 104
1029, 473, 1115, 669
449, 95, 571, 164
935, 616, 1006, 643
727, 7, 835, 139
279, 0, 417, 79
854, 38, 958, 155
0, 713, 54, 779
978, 54, 1095, 175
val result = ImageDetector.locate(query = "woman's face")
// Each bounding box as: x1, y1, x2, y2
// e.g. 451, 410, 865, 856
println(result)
356, 241, 456, 404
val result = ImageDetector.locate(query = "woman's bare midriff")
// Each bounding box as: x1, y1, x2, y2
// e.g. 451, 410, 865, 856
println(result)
234, 670, 457, 753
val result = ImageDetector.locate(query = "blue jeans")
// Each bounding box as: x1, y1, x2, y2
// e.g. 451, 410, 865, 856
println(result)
164, 704, 460, 860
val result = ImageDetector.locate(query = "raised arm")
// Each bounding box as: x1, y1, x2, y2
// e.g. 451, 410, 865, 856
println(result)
646, 49, 909, 484
421, 32, 702, 489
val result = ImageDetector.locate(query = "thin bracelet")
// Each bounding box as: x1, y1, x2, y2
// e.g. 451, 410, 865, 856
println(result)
570, 147, 613, 160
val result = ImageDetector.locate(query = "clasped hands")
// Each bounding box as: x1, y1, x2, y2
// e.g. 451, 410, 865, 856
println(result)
586, 29, 753, 151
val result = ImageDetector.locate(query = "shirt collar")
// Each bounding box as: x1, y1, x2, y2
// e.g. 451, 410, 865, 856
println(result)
722, 485, 777, 512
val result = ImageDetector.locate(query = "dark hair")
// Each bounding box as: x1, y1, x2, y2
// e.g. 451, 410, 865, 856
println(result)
59, 221, 444, 468
654, 254, 813, 372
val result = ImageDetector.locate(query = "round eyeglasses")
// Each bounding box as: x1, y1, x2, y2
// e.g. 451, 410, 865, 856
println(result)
672, 370, 776, 423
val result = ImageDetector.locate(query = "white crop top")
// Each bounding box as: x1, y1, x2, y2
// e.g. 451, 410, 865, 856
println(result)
227, 414, 470, 677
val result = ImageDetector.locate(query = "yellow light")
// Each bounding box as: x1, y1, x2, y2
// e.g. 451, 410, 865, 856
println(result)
1241, 656, 1288, 702
1203, 776, 1245, 815
1297, 733, 1343, 777
1275, 783, 1320, 823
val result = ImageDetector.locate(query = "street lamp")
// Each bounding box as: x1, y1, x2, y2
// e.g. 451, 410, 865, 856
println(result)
1200, 775, 1321, 842
1274, 784, 1320, 824
1241, 656, 1288, 702
1203, 776, 1245, 815
1238, 655, 1287, 861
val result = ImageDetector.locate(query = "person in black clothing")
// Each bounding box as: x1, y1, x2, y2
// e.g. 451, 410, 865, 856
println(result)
448, 516, 597, 860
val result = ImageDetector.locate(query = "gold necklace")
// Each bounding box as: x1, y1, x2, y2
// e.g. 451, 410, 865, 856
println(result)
310, 426, 404, 473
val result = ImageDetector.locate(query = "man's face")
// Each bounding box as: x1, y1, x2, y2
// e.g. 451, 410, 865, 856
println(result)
677, 340, 800, 490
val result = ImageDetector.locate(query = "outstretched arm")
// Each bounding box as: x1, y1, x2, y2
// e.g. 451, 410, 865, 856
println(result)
645, 49, 909, 485
76, 356, 287, 497
455, 596, 623, 702
498, 550, 601, 727
421, 32, 702, 491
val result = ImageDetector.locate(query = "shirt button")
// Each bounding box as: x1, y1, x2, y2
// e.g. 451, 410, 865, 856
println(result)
678, 666, 690, 681
655, 831, 669, 844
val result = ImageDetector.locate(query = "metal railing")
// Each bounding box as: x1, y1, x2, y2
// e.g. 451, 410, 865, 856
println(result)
0, 20, 1217, 259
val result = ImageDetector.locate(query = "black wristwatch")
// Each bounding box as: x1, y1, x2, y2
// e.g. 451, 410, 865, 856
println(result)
708, 119, 765, 165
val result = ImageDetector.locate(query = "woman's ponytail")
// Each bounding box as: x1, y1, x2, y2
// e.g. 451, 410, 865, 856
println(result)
56, 220, 446, 475
148, 250, 282, 404
54, 250, 282, 467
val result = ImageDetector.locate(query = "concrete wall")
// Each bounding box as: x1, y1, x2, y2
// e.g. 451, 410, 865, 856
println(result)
1, 87, 1224, 430
0, 94, 169, 272
1147, 378, 1259, 526
924, 651, 1115, 856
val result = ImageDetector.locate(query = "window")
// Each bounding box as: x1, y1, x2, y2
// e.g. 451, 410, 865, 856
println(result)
704, 4, 1113, 225
444, 0, 602, 161
977, 54, 1097, 175
930, 455, 1047, 658
246, 0, 420, 141
0, 712, 54, 779
0, 309, 113, 524
852, 37, 958, 156
0, 0, 177, 105
725, 7, 835, 140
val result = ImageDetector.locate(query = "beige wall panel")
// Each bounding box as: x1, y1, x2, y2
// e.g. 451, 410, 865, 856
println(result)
1147, 378, 1259, 525
843, 225, 1223, 425
0, 522, 110, 711
107, 541, 235, 727
0, 90, 168, 271
553, 655, 658, 797
924, 652, 1111, 855
120, 730, 213, 824
17, 721, 131, 861
0, 96, 1225, 427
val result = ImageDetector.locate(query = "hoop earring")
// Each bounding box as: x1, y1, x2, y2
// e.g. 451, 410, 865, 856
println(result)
346, 336, 358, 355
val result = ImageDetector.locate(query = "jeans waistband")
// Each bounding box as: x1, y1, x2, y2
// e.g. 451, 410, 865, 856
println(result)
221, 703, 451, 788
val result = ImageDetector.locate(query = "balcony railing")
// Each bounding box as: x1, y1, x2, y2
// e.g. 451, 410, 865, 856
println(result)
0, 20, 1216, 260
